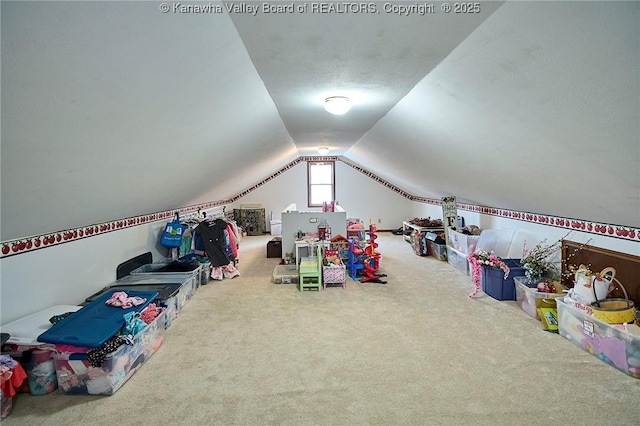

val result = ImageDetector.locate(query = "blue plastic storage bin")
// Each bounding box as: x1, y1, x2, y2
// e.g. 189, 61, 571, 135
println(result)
481, 259, 524, 301
37, 289, 158, 348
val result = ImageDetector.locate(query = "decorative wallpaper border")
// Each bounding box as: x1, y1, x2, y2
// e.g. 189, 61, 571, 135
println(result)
340, 158, 413, 198
1, 156, 638, 258
229, 157, 305, 201
0, 200, 230, 258
455, 203, 638, 240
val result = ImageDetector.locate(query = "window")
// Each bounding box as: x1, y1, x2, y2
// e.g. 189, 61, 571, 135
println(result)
307, 161, 335, 207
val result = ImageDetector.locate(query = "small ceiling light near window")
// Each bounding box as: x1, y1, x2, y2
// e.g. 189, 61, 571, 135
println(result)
318, 146, 330, 155
324, 96, 351, 115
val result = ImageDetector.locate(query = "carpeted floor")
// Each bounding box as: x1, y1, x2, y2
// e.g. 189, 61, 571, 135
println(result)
4, 233, 640, 425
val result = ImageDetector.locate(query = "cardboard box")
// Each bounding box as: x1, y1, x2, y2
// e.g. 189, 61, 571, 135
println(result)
538, 307, 559, 333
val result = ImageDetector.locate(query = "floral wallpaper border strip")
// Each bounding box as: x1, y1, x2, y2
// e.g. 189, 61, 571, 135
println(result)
1, 156, 638, 258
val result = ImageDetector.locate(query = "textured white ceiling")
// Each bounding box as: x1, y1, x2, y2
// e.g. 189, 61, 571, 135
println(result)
229, 1, 503, 155
347, 1, 640, 227
1, 1, 638, 241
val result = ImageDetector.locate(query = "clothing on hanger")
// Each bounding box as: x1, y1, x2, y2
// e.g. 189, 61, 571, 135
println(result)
194, 218, 231, 267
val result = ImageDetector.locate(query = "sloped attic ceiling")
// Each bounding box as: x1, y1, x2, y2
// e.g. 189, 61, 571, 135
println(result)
1, 1, 639, 242
347, 1, 640, 228
1, 1, 297, 240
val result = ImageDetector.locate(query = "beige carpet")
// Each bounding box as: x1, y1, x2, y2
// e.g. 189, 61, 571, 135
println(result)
4, 233, 640, 425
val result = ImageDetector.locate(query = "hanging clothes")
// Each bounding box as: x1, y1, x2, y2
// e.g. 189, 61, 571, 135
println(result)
179, 227, 193, 257
192, 229, 205, 256
194, 218, 231, 267
226, 221, 239, 260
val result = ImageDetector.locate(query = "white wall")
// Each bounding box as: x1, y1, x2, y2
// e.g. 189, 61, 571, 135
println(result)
280, 211, 347, 259
2, 165, 638, 325
0, 222, 168, 324
1, 160, 417, 324
229, 160, 414, 232
412, 202, 445, 222
473, 212, 639, 257
412, 201, 639, 256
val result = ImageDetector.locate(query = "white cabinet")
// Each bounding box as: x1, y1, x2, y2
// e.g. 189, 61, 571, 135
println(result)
281, 211, 347, 259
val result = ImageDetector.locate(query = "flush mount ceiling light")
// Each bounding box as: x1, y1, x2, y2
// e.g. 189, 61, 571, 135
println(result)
317, 146, 330, 155
324, 96, 351, 115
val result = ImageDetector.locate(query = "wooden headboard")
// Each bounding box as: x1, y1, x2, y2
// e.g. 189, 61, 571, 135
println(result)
561, 240, 640, 306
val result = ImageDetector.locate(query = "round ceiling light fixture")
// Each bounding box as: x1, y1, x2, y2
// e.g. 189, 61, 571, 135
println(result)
324, 96, 351, 115
317, 146, 330, 155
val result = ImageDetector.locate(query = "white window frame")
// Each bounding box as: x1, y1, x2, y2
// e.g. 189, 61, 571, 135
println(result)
307, 161, 335, 208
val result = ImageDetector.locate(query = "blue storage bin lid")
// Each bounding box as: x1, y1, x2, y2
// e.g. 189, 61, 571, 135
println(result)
37, 289, 157, 348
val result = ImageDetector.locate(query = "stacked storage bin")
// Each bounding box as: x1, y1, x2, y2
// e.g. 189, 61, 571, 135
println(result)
37, 290, 167, 395
178, 253, 212, 287
446, 228, 481, 276
109, 274, 194, 328
85, 280, 184, 330
130, 257, 204, 295
557, 297, 640, 378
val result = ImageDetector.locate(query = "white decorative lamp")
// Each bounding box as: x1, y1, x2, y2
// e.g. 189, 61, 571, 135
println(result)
317, 146, 330, 155
324, 96, 351, 115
